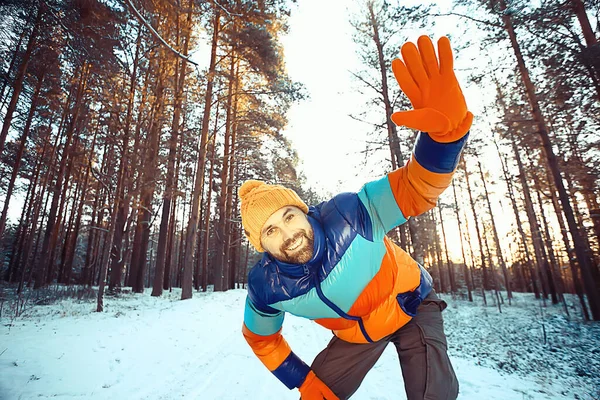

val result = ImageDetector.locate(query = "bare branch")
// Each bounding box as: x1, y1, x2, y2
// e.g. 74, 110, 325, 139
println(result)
122, 0, 198, 66
348, 69, 383, 97
212, 0, 243, 17
431, 12, 503, 29
90, 166, 112, 193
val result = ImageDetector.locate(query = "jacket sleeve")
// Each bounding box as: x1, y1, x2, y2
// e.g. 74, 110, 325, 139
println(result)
358, 131, 468, 240
242, 296, 311, 390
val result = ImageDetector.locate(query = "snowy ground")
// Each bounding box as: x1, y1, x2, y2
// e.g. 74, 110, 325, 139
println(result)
1, 286, 599, 400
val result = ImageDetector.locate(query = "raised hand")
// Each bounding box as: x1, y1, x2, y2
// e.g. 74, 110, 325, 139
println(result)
391, 36, 473, 143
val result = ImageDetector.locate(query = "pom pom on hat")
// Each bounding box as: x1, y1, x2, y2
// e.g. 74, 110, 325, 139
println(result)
239, 179, 308, 252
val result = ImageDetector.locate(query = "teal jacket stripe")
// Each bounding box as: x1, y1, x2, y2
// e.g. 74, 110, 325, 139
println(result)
357, 175, 407, 241
319, 235, 387, 313
244, 296, 284, 335
272, 286, 338, 319
273, 236, 387, 317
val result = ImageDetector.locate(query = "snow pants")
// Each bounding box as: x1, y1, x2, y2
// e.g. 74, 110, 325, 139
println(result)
311, 292, 458, 400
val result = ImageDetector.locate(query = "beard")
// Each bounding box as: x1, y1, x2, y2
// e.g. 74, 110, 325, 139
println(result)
277, 230, 314, 265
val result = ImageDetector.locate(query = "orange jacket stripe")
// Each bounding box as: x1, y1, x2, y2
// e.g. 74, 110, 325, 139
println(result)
388, 154, 454, 218
242, 324, 291, 371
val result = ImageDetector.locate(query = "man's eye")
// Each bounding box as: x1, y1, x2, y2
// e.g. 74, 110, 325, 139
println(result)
266, 228, 275, 236
286, 214, 294, 222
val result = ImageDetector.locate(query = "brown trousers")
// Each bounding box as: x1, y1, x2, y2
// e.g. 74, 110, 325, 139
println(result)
310, 292, 458, 400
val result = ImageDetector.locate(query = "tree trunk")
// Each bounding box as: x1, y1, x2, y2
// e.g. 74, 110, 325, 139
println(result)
6, 129, 48, 283
0, 13, 29, 107
570, 0, 597, 47
0, 70, 44, 239
507, 132, 549, 305
452, 180, 473, 301
437, 206, 455, 293
529, 158, 560, 304
133, 64, 165, 293
498, 0, 600, 319
181, 7, 221, 300
201, 133, 218, 292
366, 2, 408, 250
477, 160, 512, 303
461, 198, 485, 304
215, 51, 237, 292
64, 128, 98, 285
493, 135, 539, 296
57, 176, 81, 284
35, 63, 89, 289
461, 158, 491, 291
532, 167, 568, 313
483, 225, 502, 312
431, 210, 446, 293
153, 1, 193, 297
0, 4, 42, 156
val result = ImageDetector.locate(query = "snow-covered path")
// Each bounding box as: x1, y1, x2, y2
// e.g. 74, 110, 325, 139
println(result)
1, 288, 598, 399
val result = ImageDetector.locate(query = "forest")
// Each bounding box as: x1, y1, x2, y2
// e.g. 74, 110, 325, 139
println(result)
0, 0, 599, 324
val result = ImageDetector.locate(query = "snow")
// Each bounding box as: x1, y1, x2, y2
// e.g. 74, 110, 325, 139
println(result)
1, 287, 599, 400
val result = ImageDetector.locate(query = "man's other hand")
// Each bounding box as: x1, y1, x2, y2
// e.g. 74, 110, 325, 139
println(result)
299, 371, 339, 400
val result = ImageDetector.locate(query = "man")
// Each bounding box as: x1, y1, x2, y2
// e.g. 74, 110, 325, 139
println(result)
239, 35, 473, 400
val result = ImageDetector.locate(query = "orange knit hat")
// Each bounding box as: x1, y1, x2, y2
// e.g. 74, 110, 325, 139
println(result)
239, 180, 308, 252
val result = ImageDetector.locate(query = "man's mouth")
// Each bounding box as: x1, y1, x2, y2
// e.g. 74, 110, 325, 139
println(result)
285, 236, 304, 251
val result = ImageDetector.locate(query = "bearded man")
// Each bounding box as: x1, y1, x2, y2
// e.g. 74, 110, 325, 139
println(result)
239, 35, 472, 400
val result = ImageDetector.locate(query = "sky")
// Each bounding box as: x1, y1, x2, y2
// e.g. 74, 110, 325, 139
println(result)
277, 0, 508, 262
278, 0, 484, 195
278, 0, 369, 195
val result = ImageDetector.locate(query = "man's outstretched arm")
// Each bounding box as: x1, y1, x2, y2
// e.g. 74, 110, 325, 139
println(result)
358, 36, 472, 238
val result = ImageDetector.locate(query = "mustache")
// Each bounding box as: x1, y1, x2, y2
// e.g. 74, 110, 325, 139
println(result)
281, 231, 311, 252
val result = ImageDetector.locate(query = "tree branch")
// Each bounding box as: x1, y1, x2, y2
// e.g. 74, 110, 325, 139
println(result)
122, 0, 198, 66
348, 69, 383, 97
431, 12, 503, 29
211, 0, 243, 17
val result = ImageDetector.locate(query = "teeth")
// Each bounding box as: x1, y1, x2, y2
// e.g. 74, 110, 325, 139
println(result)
287, 237, 303, 251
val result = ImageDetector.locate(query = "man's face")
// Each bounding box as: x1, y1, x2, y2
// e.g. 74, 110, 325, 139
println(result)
260, 206, 314, 264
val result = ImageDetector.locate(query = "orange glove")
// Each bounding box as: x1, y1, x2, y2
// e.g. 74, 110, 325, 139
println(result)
391, 35, 473, 143
299, 371, 339, 400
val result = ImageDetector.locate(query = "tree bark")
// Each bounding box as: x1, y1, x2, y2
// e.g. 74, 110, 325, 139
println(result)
181, 7, 221, 300
0, 70, 44, 239
477, 160, 512, 302
35, 63, 89, 289
0, 4, 43, 156
431, 209, 446, 293
437, 206, 455, 293
366, 1, 409, 250
452, 180, 473, 301
493, 136, 539, 296
0, 13, 29, 107
498, 0, 600, 319
153, 1, 194, 297
225, 63, 241, 290
461, 158, 490, 291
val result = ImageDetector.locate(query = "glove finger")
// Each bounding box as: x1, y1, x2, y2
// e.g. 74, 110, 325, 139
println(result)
401, 41, 430, 93
391, 58, 422, 108
391, 108, 451, 133
455, 110, 474, 137
431, 111, 474, 143
417, 35, 440, 79
438, 36, 454, 76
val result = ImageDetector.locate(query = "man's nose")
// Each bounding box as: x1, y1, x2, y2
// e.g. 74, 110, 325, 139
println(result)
280, 226, 295, 241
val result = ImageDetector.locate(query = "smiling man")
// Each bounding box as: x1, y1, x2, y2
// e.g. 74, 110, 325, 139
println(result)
239, 36, 472, 400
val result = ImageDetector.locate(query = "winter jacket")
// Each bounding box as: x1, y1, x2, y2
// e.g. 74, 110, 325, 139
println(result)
242, 131, 468, 390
